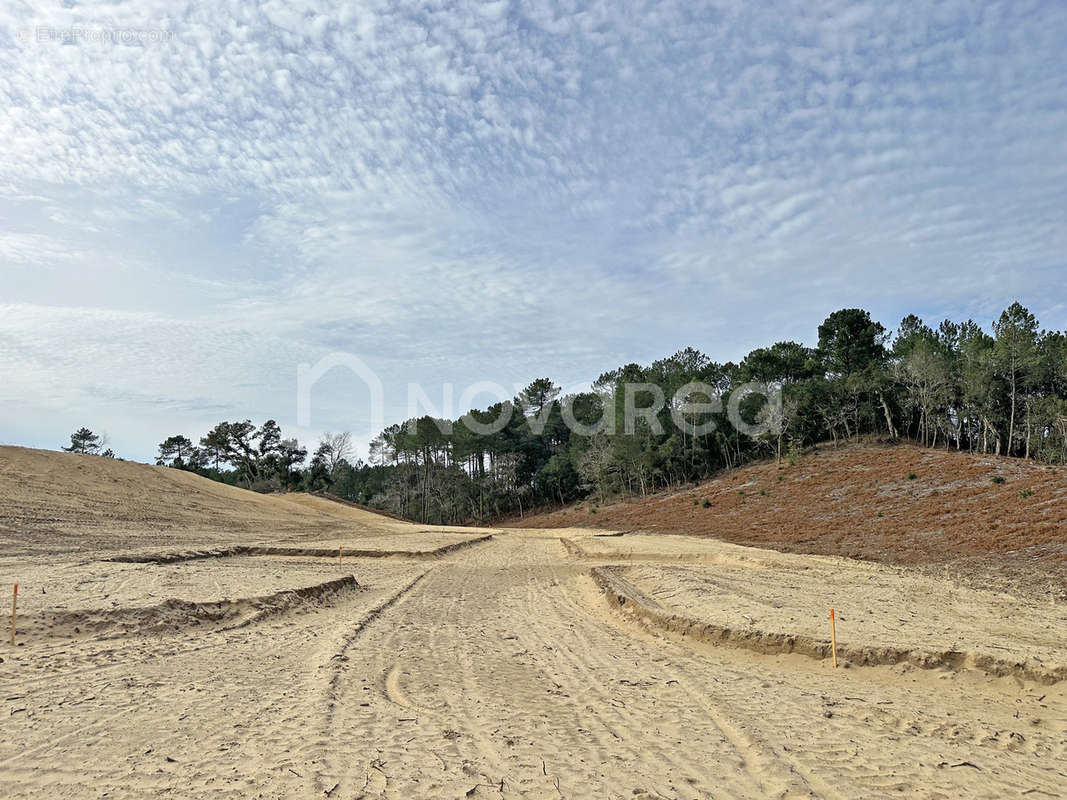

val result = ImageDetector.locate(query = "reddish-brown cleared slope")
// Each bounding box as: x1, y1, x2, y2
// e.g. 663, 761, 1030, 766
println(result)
512, 442, 1067, 594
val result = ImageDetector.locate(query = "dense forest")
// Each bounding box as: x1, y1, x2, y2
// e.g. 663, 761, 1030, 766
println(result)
62, 304, 1067, 524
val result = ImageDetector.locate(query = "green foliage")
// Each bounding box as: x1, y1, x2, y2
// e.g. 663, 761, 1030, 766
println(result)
121, 301, 1067, 524
991, 475, 1006, 484
817, 308, 887, 377
156, 419, 324, 492
517, 378, 561, 416
156, 435, 193, 467
1021, 487, 1034, 498
739, 341, 817, 384
63, 427, 104, 455
786, 440, 802, 466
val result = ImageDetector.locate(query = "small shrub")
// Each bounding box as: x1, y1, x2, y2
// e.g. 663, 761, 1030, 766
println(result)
702, 498, 712, 508
991, 475, 1006, 484
1021, 488, 1034, 498
759, 489, 768, 497
907, 471, 917, 480
777, 475, 783, 482
786, 441, 801, 466
693, 498, 698, 505
590, 507, 597, 514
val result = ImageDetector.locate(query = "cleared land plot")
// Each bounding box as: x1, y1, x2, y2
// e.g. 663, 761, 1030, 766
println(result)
0, 556, 360, 614
283, 531, 491, 552
104, 534, 494, 565
563, 530, 1067, 680
3, 530, 1066, 800
515, 442, 1067, 597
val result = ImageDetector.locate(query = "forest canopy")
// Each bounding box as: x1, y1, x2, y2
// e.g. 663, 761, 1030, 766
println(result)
71, 303, 1067, 525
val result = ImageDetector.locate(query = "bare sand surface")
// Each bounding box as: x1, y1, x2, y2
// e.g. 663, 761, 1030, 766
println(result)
288, 532, 489, 552
562, 531, 1067, 674
1, 447, 1065, 798
0, 446, 485, 557
1, 528, 1064, 798
0, 556, 362, 615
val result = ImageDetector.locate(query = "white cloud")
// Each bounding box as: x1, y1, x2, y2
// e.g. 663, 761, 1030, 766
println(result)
0, 0, 1065, 460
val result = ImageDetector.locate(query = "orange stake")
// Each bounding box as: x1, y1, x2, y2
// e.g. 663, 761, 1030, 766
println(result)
829, 607, 838, 668
10, 584, 16, 646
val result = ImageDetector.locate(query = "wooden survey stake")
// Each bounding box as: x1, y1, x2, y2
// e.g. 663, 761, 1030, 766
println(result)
829, 607, 838, 668
10, 584, 16, 646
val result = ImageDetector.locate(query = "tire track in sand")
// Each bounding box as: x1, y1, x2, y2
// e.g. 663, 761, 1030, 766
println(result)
307, 570, 431, 797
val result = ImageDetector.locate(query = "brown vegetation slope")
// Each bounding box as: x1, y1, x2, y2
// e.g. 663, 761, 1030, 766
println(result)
513, 442, 1067, 595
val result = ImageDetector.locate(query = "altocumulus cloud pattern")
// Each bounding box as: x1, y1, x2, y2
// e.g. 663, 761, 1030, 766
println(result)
0, 0, 1065, 459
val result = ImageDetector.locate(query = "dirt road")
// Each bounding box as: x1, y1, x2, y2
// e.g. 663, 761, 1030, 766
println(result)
2, 530, 1064, 799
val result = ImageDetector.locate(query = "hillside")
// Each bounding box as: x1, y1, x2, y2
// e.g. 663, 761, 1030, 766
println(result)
513, 442, 1067, 597
0, 445, 477, 556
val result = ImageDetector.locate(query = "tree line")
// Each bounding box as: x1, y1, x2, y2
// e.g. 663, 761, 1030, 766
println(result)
60, 303, 1067, 525
62, 422, 364, 496
354, 303, 1067, 523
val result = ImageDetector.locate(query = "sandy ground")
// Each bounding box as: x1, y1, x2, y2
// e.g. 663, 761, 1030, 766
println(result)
1, 557, 362, 616
562, 532, 1067, 672
1, 447, 1065, 798
1, 528, 1064, 798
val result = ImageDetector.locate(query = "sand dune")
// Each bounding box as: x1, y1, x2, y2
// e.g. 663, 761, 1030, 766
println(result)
0, 446, 483, 556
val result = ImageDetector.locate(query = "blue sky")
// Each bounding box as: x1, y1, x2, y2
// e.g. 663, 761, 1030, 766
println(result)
1, 0, 1065, 463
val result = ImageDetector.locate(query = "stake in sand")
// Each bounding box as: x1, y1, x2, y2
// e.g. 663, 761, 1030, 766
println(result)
10, 584, 16, 646
829, 607, 838, 668
338, 545, 343, 565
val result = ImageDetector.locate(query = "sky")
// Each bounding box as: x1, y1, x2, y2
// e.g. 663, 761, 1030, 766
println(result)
1, 0, 1065, 463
